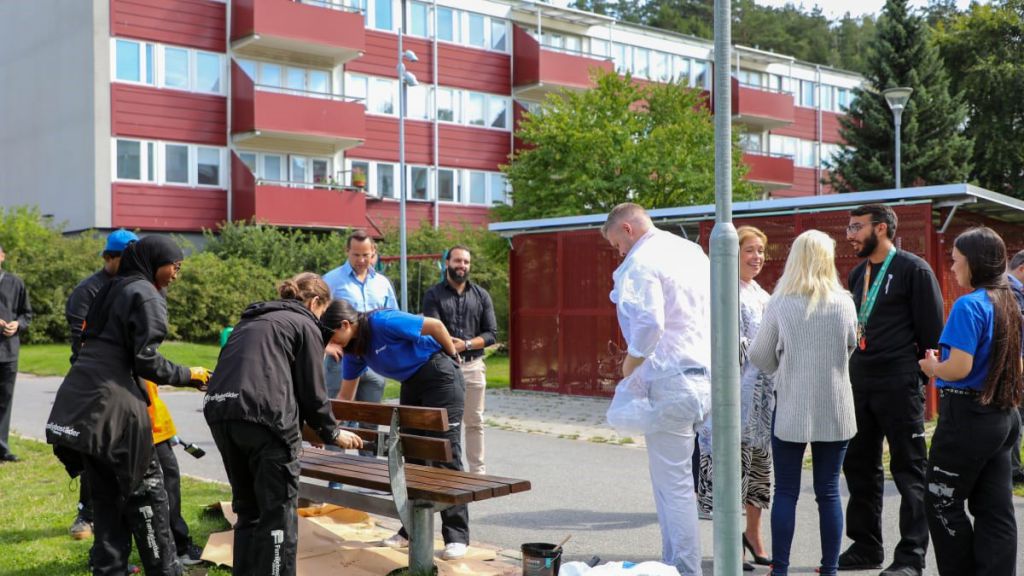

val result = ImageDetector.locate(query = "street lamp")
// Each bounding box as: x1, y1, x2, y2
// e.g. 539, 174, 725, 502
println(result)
883, 86, 913, 190
398, 32, 418, 311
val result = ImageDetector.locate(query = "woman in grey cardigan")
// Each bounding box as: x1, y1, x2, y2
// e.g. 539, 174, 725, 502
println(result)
749, 229, 858, 576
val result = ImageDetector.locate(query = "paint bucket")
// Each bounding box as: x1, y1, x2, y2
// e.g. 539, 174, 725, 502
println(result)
522, 542, 562, 576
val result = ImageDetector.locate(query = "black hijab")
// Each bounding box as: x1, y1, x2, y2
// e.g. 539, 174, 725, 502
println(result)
83, 236, 183, 344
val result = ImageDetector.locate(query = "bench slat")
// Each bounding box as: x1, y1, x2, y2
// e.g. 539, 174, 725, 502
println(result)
300, 457, 473, 505
339, 426, 453, 463
332, 400, 448, 432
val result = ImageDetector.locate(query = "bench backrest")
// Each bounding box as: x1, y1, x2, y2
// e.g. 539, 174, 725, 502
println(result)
330, 400, 453, 463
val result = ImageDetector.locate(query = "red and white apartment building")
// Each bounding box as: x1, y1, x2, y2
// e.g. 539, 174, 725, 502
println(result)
0, 0, 863, 236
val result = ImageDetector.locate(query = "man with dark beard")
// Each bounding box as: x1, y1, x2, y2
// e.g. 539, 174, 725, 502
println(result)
422, 245, 497, 474
838, 204, 943, 576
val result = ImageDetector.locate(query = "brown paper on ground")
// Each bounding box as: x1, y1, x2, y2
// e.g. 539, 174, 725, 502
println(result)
299, 504, 394, 542
298, 547, 408, 576
199, 530, 234, 566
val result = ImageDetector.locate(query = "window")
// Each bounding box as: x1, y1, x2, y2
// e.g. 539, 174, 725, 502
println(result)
564, 35, 581, 53
115, 39, 152, 84
196, 52, 221, 93
372, 78, 396, 115
490, 20, 507, 51
261, 63, 283, 89
410, 166, 429, 200
373, 0, 393, 31
800, 80, 817, 107
591, 39, 609, 58
286, 67, 305, 94
410, 1, 429, 37
770, 135, 797, 158
313, 159, 330, 184
437, 7, 456, 42
263, 154, 283, 182
467, 93, 485, 126
350, 160, 370, 188
692, 61, 708, 89
116, 140, 143, 180
437, 87, 458, 122
837, 88, 851, 110
797, 140, 817, 167
633, 48, 650, 79
377, 163, 396, 198
469, 172, 486, 204
309, 70, 330, 96
238, 151, 257, 174
674, 56, 690, 83
238, 59, 257, 80
651, 51, 669, 82
488, 95, 508, 129
346, 73, 368, 100
438, 169, 457, 202
740, 132, 763, 153
165, 144, 189, 184
821, 85, 835, 111
468, 13, 485, 48
407, 84, 430, 120
612, 43, 629, 73
489, 173, 507, 204
197, 147, 221, 186
290, 156, 308, 184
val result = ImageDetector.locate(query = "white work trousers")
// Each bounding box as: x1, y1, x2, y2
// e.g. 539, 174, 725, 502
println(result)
645, 371, 708, 576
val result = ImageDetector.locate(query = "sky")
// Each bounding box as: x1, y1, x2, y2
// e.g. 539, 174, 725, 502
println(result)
752, 0, 981, 20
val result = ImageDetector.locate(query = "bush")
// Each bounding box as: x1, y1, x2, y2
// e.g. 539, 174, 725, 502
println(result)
203, 221, 351, 279
0, 207, 103, 344
166, 252, 278, 342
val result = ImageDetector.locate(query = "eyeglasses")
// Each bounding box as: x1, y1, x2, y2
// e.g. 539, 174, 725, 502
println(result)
846, 222, 879, 234
172, 262, 182, 273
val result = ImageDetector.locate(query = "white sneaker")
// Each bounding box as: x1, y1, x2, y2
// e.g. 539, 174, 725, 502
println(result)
382, 533, 408, 549
442, 542, 468, 560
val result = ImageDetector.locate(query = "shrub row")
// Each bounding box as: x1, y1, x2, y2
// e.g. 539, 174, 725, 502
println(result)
0, 207, 509, 344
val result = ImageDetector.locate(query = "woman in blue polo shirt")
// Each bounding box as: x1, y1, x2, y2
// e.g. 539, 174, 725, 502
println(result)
327, 299, 470, 560
918, 226, 1022, 576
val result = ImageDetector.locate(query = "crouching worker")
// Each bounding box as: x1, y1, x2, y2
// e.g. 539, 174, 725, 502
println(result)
330, 299, 471, 560
46, 236, 212, 576
203, 273, 363, 576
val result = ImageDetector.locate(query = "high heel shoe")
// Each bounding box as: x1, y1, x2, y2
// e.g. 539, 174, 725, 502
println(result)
742, 533, 772, 566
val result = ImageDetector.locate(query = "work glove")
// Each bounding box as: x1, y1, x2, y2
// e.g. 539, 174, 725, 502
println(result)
189, 366, 212, 391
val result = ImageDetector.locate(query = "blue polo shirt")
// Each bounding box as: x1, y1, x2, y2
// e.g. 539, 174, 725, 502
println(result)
937, 289, 994, 392
341, 309, 442, 382
322, 262, 396, 312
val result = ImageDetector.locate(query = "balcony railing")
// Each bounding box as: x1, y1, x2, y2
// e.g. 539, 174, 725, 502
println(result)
251, 83, 364, 103
292, 0, 362, 14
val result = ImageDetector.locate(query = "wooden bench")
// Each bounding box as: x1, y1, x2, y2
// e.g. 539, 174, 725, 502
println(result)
298, 400, 531, 572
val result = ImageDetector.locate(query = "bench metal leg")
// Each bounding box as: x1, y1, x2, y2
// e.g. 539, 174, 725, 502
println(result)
408, 501, 435, 573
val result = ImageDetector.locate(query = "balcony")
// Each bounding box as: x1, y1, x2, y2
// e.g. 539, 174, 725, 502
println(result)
231, 154, 367, 228
231, 63, 365, 156
232, 0, 364, 66
731, 78, 795, 130
512, 26, 615, 102
743, 152, 794, 190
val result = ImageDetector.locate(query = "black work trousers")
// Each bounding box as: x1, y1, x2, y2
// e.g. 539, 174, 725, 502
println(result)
0, 361, 17, 459
397, 352, 470, 545
85, 453, 181, 576
926, 394, 1019, 576
842, 371, 929, 569
210, 421, 298, 576
78, 469, 94, 522
154, 439, 191, 553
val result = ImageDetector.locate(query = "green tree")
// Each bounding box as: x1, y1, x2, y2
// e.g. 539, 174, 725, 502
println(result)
202, 221, 350, 279
498, 71, 756, 221
833, 13, 877, 76
828, 0, 972, 192
935, 0, 1024, 197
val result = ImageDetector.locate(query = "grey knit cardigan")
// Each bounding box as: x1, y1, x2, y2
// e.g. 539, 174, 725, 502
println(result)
748, 292, 858, 443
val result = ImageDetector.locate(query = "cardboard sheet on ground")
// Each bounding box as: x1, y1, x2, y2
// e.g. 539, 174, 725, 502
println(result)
200, 502, 505, 574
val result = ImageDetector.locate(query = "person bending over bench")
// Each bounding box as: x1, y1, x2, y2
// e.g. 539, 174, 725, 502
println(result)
327, 299, 470, 561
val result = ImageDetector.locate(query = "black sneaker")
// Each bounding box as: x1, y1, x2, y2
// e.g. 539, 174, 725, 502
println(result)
879, 564, 922, 576
178, 542, 204, 566
837, 547, 883, 571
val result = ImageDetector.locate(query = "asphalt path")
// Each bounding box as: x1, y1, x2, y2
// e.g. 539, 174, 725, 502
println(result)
11, 374, 1024, 574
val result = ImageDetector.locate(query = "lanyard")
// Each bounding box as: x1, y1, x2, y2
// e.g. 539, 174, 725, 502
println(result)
858, 246, 897, 328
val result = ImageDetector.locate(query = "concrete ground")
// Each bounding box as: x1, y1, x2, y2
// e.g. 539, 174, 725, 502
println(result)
11, 375, 1024, 575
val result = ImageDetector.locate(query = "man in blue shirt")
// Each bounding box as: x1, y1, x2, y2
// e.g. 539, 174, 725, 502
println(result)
322, 231, 396, 454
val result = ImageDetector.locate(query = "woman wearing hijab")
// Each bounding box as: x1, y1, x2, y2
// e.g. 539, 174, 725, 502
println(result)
203, 273, 363, 576
46, 235, 211, 576
328, 299, 470, 560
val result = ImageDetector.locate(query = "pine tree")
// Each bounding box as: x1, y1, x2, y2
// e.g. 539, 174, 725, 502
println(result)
828, 0, 972, 192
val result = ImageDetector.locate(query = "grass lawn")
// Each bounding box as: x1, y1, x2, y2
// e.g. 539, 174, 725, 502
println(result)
18, 342, 222, 378
0, 436, 233, 575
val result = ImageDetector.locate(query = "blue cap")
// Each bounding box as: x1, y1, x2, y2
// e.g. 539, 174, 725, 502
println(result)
103, 229, 139, 254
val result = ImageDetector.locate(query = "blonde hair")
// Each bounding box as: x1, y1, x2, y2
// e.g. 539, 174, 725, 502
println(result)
737, 225, 767, 248
772, 230, 845, 312
601, 202, 652, 238
278, 272, 331, 305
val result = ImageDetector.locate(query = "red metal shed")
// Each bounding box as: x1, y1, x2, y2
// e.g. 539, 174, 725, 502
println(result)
490, 184, 1024, 419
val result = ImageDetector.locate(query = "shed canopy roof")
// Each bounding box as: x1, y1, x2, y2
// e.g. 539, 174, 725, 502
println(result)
488, 183, 1024, 236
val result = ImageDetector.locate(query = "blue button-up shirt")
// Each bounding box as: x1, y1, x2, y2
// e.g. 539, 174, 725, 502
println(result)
322, 262, 397, 312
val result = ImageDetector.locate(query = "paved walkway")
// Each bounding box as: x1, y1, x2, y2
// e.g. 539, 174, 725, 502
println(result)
484, 388, 646, 447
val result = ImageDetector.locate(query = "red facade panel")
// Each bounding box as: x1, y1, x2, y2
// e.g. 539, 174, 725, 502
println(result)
252, 185, 367, 228
732, 79, 795, 125
771, 108, 843, 143
346, 32, 512, 94
351, 117, 510, 171
511, 26, 613, 91
743, 153, 794, 186
112, 183, 225, 231
772, 167, 821, 197
230, 153, 256, 222
111, 84, 227, 146
111, 0, 226, 52
365, 200, 490, 229
230, 0, 365, 62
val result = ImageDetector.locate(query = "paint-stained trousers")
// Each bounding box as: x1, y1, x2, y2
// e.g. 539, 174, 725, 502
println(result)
926, 393, 1019, 576
210, 421, 299, 576
85, 453, 181, 576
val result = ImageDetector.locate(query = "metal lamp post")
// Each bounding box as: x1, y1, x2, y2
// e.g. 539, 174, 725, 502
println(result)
883, 87, 913, 190
398, 31, 418, 312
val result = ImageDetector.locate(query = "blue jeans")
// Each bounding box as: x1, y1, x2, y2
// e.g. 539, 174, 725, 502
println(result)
770, 435, 849, 576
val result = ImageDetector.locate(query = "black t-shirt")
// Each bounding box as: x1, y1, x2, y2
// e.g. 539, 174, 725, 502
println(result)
848, 250, 944, 379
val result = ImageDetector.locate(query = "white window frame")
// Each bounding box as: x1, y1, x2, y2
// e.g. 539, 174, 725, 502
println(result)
408, 165, 432, 201
112, 138, 154, 182
113, 139, 226, 187
111, 39, 225, 95
111, 39, 154, 86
